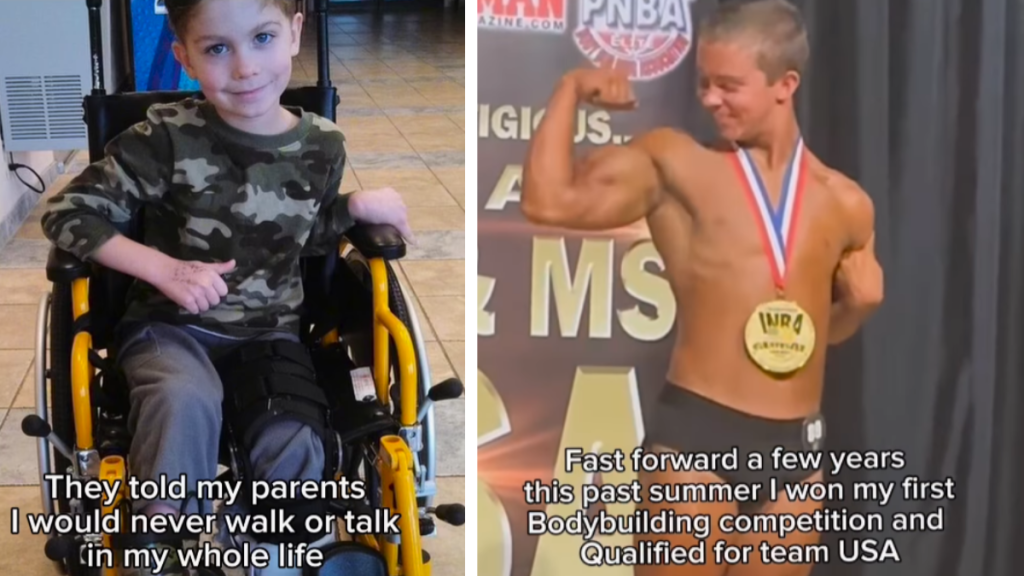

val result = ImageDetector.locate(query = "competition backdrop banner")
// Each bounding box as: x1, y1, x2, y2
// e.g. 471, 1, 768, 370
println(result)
131, 0, 202, 92
477, 0, 720, 574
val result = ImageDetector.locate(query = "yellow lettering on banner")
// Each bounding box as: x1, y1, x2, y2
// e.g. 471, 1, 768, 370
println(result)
493, 104, 519, 139
533, 108, 546, 137
478, 370, 511, 446
530, 367, 643, 576
531, 237, 613, 338
478, 104, 490, 138
478, 274, 496, 336
478, 370, 512, 576
581, 110, 612, 145
485, 165, 522, 210
526, 106, 544, 139
479, 250, 497, 336
477, 104, 621, 144
480, 479, 513, 576
618, 240, 675, 341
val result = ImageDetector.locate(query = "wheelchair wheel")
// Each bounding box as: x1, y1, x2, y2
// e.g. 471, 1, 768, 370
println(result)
46, 283, 101, 576
49, 282, 77, 515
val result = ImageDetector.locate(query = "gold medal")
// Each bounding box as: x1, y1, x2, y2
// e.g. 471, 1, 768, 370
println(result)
732, 137, 814, 376
744, 299, 816, 374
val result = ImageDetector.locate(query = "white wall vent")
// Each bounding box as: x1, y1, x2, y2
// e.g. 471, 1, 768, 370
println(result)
0, 1, 123, 153
3, 75, 88, 145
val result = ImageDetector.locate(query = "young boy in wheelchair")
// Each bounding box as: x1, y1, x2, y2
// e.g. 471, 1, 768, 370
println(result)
41, 0, 413, 574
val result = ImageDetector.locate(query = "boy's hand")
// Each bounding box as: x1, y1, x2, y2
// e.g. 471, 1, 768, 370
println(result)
154, 259, 236, 315
349, 188, 416, 244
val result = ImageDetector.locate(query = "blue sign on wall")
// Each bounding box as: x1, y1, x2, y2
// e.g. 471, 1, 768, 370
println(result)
131, 0, 201, 91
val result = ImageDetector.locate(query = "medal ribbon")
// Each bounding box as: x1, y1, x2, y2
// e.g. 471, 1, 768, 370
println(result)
733, 138, 807, 291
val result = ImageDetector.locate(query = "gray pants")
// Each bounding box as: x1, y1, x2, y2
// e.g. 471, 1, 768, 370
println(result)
117, 322, 325, 516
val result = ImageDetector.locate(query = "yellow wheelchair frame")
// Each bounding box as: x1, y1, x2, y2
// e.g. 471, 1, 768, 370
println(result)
72, 252, 431, 576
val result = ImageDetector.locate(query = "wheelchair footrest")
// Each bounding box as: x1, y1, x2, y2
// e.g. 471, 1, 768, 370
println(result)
307, 541, 387, 576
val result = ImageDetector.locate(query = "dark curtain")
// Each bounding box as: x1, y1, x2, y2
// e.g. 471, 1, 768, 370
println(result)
789, 0, 1024, 574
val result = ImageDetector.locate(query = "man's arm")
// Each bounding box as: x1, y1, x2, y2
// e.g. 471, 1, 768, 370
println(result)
521, 69, 680, 230
829, 182, 884, 344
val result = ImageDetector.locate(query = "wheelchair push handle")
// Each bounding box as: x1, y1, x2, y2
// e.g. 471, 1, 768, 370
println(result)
431, 503, 465, 527
429, 378, 464, 403
416, 378, 465, 424
22, 414, 74, 461
45, 534, 79, 563
21, 414, 52, 437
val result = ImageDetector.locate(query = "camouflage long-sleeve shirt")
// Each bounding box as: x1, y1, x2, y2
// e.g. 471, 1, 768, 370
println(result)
41, 98, 355, 338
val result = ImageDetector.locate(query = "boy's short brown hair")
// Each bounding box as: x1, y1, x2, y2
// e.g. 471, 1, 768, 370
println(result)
699, 0, 809, 82
164, 0, 297, 40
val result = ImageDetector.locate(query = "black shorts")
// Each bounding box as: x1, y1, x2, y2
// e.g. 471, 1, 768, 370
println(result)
642, 383, 825, 515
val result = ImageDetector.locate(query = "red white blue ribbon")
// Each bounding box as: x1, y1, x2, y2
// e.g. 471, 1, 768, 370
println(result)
733, 138, 807, 290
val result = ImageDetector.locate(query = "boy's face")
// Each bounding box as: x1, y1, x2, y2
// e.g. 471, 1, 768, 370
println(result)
172, 0, 302, 129
696, 36, 798, 143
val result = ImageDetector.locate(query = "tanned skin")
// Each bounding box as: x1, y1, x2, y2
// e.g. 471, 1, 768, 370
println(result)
521, 38, 884, 576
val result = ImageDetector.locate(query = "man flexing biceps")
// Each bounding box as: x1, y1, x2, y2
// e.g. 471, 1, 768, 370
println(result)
521, 1, 884, 575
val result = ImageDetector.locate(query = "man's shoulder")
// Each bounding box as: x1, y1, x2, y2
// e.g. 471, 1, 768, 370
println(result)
810, 161, 874, 246
816, 166, 871, 213
628, 127, 711, 174
631, 127, 704, 152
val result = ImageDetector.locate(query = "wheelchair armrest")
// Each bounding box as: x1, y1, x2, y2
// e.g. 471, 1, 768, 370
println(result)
345, 224, 406, 261
46, 246, 91, 283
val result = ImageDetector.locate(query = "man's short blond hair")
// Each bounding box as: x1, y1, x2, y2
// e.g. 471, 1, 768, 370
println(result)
699, 0, 809, 82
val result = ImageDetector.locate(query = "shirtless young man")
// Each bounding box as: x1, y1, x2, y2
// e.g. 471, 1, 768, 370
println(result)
521, 1, 883, 574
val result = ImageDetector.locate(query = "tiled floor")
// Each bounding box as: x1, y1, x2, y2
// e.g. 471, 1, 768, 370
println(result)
0, 8, 464, 575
